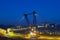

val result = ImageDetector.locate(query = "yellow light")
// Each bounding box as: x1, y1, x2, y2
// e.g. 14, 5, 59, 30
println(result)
24, 35, 30, 39
0, 28, 6, 35
7, 32, 15, 36
7, 28, 12, 33
30, 32, 37, 36
30, 32, 33, 35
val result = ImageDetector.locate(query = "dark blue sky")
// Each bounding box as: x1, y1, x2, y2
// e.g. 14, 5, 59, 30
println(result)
0, 0, 60, 25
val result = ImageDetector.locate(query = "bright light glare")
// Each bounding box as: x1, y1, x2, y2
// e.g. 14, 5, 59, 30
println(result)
30, 32, 34, 36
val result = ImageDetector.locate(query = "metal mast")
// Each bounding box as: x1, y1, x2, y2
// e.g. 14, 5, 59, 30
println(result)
24, 14, 30, 26
33, 11, 37, 27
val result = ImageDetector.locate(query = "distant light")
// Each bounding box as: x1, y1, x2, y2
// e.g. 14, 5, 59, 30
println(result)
40, 32, 42, 34
32, 28, 34, 31
7, 28, 11, 33
30, 32, 34, 36
51, 25, 54, 27
38, 25, 44, 28
50, 32, 52, 35
30, 32, 36, 36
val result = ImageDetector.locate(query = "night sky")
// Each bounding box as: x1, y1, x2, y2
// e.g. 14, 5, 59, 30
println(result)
0, 0, 60, 25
